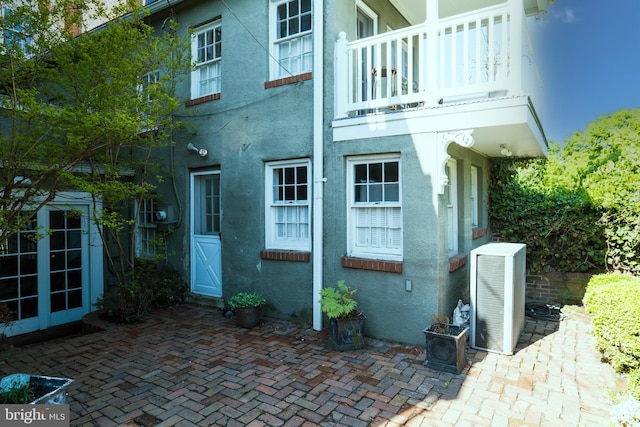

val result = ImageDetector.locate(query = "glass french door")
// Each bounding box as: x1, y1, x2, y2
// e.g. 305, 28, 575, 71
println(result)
0, 203, 91, 336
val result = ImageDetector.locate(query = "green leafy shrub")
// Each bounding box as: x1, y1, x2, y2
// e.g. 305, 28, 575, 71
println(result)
96, 263, 189, 322
319, 280, 359, 319
490, 159, 606, 272
584, 273, 640, 400
140, 264, 189, 307
95, 280, 153, 323
227, 293, 266, 309
0, 383, 34, 404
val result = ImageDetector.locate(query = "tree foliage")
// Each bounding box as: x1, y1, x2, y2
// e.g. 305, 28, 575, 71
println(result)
490, 109, 640, 274
0, 0, 191, 284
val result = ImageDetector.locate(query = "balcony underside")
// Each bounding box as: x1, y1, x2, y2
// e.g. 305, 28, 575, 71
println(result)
332, 94, 547, 158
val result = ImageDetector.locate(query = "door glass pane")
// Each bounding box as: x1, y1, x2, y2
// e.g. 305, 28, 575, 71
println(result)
49, 210, 83, 313
194, 174, 221, 235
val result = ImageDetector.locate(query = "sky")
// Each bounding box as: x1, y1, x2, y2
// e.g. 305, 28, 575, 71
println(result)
531, 0, 640, 144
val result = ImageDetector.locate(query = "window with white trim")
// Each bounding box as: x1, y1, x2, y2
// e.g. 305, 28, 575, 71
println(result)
270, 0, 312, 79
138, 70, 160, 131
347, 155, 402, 260
446, 159, 458, 254
1, 8, 33, 55
136, 198, 157, 259
265, 160, 311, 250
470, 165, 479, 228
191, 20, 222, 99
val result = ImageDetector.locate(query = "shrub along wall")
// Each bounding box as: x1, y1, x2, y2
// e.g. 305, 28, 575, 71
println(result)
584, 273, 640, 400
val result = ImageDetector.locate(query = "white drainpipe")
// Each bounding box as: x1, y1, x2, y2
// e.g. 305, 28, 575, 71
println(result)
312, 0, 324, 331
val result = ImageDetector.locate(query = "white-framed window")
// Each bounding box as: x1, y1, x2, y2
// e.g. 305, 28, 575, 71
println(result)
1, 8, 33, 55
446, 159, 458, 254
191, 20, 222, 99
270, 0, 312, 79
138, 70, 160, 131
347, 154, 402, 260
136, 198, 157, 259
470, 165, 479, 228
265, 159, 311, 251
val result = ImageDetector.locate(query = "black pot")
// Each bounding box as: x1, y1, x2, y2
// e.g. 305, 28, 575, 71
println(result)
235, 307, 261, 328
423, 325, 468, 374
329, 313, 366, 351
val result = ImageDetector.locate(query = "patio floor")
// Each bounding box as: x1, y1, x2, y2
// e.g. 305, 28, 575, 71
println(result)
0, 303, 625, 426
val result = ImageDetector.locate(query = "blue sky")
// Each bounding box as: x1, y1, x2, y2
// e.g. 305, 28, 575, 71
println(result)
531, 0, 640, 144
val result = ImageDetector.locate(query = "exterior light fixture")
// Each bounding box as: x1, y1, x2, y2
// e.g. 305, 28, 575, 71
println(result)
187, 143, 208, 157
500, 144, 512, 157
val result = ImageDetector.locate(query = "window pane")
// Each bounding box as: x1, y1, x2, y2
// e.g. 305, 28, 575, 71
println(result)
289, 0, 298, 17
385, 162, 398, 182
51, 272, 66, 292
384, 183, 399, 202
50, 231, 64, 250
301, 0, 311, 13
21, 276, 37, 297
301, 14, 311, 32
20, 254, 37, 275
21, 297, 38, 318
50, 211, 65, 229
369, 163, 382, 183
369, 183, 382, 202
355, 164, 367, 183
0, 256, 18, 277
50, 292, 66, 312
0, 278, 19, 300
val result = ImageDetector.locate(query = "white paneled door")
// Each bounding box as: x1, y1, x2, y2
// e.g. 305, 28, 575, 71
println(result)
190, 171, 222, 297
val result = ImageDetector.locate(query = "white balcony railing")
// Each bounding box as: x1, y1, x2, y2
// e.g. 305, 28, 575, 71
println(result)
334, 1, 542, 119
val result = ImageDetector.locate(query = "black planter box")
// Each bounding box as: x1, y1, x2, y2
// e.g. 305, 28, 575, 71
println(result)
423, 325, 468, 374
329, 313, 365, 351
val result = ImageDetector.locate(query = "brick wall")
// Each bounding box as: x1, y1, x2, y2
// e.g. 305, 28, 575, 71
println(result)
526, 271, 593, 305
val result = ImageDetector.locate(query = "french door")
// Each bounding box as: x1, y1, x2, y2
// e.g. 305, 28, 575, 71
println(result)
0, 195, 102, 337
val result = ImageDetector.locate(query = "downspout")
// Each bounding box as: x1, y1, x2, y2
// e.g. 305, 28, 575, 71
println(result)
312, 0, 324, 331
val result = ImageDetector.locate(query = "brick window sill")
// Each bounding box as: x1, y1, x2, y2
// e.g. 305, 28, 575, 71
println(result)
341, 256, 403, 273
185, 92, 221, 107
264, 72, 312, 89
260, 250, 310, 262
472, 227, 487, 239
449, 253, 467, 272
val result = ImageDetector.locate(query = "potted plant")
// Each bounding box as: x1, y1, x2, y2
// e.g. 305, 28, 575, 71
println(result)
423, 315, 468, 374
0, 374, 73, 404
227, 292, 267, 328
319, 280, 365, 351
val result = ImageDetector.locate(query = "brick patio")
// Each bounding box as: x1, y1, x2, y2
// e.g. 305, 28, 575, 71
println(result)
0, 304, 624, 426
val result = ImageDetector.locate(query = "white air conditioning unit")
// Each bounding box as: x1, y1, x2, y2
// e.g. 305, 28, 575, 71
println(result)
470, 243, 526, 355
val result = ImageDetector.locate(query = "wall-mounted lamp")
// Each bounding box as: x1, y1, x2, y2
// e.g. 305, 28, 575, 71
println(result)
187, 142, 208, 157
500, 144, 513, 157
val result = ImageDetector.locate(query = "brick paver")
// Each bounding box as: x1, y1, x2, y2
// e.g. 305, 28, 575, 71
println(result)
0, 304, 624, 426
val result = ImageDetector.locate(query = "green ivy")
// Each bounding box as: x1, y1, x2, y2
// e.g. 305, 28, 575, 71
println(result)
489, 159, 606, 272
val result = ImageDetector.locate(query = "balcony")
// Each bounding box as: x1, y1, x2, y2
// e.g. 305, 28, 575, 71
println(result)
333, 0, 548, 159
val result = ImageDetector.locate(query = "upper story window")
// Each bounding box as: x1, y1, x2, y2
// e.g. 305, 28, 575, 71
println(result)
347, 155, 402, 261
265, 159, 311, 251
1, 8, 33, 55
139, 70, 160, 131
271, 0, 312, 79
191, 20, 221, 99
